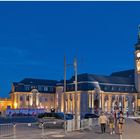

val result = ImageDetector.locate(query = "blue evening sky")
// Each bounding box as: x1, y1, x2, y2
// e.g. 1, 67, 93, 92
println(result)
0, 1, 140, 97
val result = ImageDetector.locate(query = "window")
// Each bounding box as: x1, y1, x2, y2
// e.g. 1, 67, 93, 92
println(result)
38, 85, 43, 91
25, 85, 30, 91
125, 87, 128, 92
49, 87, 54, 92
44, 86, 48, 91
111, 86, 114, 91
31, 86, 36, 89
50, 98, 53, 102
45, 98, 48, 102
118, 87, 121, 91
104, 86, 107, 90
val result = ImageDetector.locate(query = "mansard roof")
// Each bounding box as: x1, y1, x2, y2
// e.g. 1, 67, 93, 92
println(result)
12, 78, 57, 93
68, 73, 134, 85
65, 73, 136, 93
20, 78, 58, 86
110, 69, 134, 78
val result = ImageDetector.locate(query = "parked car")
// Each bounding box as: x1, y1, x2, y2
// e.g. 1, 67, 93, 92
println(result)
37, 112, 74, 129
84, 113, 99, 119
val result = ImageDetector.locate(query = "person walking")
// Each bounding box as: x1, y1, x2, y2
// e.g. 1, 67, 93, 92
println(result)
98, 112, 108, 134
108, 113, 115, 135
117, 113, 125, 134
114, 110, 117, 126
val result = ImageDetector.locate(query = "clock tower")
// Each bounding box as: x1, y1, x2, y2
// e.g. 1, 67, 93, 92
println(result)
135, 25, 140, 93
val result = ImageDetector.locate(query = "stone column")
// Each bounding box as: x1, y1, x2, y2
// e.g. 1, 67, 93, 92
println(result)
36, 93, 39, 108
24, 94, 27, 108
78, 93, 81, 115
108, 95, 111, 113
135, 94, 137, 112
102, 93, 104, 112
61, 93, 64, 112
18, 94, 20, 108
30, 94, 33, 107
92, 91, 94, 113
99, 93, 101, 109
72, 93, 74, 114
128, 96, 132, 114
115, 95, 118, 109
67, 94, 70, 113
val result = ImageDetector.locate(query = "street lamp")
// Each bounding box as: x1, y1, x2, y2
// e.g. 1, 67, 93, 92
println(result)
64, 56, 78, 130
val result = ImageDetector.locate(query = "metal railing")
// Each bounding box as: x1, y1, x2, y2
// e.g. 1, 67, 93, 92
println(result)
0, 118, 99, 138
0, 123, 14, 138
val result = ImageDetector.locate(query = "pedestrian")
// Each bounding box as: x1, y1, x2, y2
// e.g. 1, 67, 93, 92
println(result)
126, 111, 129, 117
98, 112, 108, 134
117, 113, 125, 134
117, 110, 120, 119
114, 110, 117, 126
108, 113, 115, 135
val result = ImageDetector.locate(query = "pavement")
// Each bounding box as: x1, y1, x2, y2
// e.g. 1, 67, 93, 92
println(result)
122, 118, 140, 139
1, 118, 140, 139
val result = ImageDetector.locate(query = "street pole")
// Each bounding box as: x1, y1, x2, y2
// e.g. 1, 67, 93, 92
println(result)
64, 55, 67, 134
74, 57, 78, 130
64, 55, 66, 114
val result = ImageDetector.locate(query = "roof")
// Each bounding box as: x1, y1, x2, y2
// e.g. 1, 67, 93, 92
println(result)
65, 73, 136, 93
19, 78, 58, 86
110, 69, 134, 78
68, 73, 135, 85
12, 78, 58, 93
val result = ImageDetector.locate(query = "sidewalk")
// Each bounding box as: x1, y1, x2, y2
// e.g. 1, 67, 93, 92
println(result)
122, 118, 140, 139
48, 124, 120, 139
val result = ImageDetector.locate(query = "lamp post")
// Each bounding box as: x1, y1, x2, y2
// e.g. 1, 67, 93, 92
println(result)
64, 55, 66, 114
64, 56, 78, 130
74, 57, 78, 130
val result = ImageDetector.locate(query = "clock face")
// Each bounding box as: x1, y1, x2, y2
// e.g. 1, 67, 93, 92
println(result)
137, 52, 140, 58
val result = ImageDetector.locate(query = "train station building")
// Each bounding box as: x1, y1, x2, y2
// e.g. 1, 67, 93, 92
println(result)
2, 27, 140, 116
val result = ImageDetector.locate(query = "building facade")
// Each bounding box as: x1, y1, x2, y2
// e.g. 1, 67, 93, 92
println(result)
0, 98, 12, 112
10, 78, 57, 111
56, 73, 137, 117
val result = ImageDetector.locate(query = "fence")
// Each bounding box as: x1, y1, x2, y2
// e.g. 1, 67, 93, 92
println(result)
0, 123, 14, 138
66, 118, 99, 132
0, 118, 99, 138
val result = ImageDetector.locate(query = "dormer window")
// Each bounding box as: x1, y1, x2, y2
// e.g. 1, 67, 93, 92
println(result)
44, 86, 48, 91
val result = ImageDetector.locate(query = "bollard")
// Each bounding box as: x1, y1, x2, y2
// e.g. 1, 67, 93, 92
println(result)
13, 124, 16, 139
41, 123, 44, 138
64, 120, 67, 135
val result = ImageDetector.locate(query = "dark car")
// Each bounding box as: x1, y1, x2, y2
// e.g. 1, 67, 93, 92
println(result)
37, 112, 74, 129
84, 113, 99, 119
